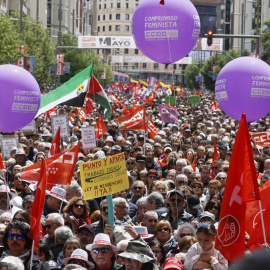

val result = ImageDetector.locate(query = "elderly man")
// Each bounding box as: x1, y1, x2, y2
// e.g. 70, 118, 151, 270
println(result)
0, 222, 42, 269
113, 197, 131, 224
76, 225, 95, 251
142, 211, 158, 235
175, 174, 188, 189
176, 159, 187, 174
160, 190, 193, 230
182, 165, 194, 183
86, 233, 118, 270
129, 181, 146, 204
136, 155, 146, 173
146, 192, 168, 218
0, 185, 20, 216
43, 213, 65, 249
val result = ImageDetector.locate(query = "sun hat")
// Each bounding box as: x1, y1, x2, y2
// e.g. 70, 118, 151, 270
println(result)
86, 233, 118, 252
0, 185, 16, 199
62, 249, 94, 268
46, 187, 67, 203
15, 148, 25, 156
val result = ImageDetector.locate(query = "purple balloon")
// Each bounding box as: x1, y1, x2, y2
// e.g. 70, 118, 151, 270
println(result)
132, 0, 200, 64
215, 57, 270, 122
0, 65, 41, 133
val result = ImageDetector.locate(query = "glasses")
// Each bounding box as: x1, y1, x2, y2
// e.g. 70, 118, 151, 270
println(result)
157, 227, 170, 233
92, 248, 110, 254
69, 260, 87, 267
8, 233, 24, 240
217, 177, 226, 180
192, 185, 202, 189
116, 205, 128, 209
101, 207, 108, 212
170, 198, 183, 203
78, 232, 93, 237
148, 175, 156, 179
208, 206, 219, 210
180, 233, 192, 238
177, 181, 187, 185
212, 167, 219, 169
127, 162, 135, 165
0, 195, 7, 199
133, 186, 143, 190
74, 204, 85, 209
44, 223, 58, 229
13, 218, 26, 222
14, 177, 21, 180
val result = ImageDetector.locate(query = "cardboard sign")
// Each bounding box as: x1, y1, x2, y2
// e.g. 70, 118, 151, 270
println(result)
20, 120, 37, 135
1, 136, 18, 159
79, 153, 129, 200
188, 95, 200, 104
51, 114, 69, 138
165, 96, 176, 105
250, 132, 270, 149
81, 126, 96, 149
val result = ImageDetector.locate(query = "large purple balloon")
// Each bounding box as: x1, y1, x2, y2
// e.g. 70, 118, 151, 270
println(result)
132, 0, 200, 64
215, 57, 270, 122
0, 65, 41, 133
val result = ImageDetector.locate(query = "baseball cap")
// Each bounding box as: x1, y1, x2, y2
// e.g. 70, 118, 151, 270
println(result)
136, 155, 146, 163
167, 189, 184, 199
187, 195, 201, 209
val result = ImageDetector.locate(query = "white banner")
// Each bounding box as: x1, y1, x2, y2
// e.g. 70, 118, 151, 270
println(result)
81, 126, 96, 149
51, 114, 70, 138
1, 136, 18, 159
78, 36, 137, 49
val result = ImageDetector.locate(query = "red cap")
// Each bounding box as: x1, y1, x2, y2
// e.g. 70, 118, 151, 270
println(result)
164, 258, 182, 270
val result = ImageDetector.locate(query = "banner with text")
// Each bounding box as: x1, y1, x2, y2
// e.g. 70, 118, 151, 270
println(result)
79, 153, 129, 200
250, 132, 270, 149
81, 126, 96, 149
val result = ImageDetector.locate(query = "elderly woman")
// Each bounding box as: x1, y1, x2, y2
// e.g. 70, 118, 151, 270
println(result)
153, 180, 168, 196
63, 197, 90, 233
132, 197, 148, 224
155, 220, 177, 255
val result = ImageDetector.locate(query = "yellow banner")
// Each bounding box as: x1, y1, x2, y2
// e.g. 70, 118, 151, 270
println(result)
79, 153, 129, 200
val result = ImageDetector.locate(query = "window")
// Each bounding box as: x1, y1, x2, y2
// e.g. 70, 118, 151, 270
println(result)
99, 4, 101, 9
143, 63, 147, 68
124, 49, 129, 54
154, 63, 159, 69
125, 3, 129, 8
104, 4, 106, 8
103, 26, 105, 31
116, 14, 120, 20
125, 14, 129, 20
125, 25, 129, 32
97, 49, 99, 54
134, 63, 138, 68
135, 49, 139, 54
115, 25, 120, 31
97, 26, 100, 32
111, 3, 113, 7
109, 14, 112, 20
109, 25, 112, 31
103, 15, 105, 20
98, 15, 100, 21
117, 3, 121, 8
173, 64, 177, 69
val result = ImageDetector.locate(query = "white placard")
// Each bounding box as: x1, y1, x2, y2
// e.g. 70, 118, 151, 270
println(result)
20, 120, 37, 135
1, 136, 18, 159
81, 126, 96, 149
51, 114, 70, 138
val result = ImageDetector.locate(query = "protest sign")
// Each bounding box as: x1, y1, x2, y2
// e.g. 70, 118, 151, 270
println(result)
81, 126, 96, 149
51, 114, 69, 138
20, 120, 37, 135
250, 132, 270, 149
1, 136, 18, 159
79, 153, 129, 200
165, 96, 176, 105
188, 95, 200, 104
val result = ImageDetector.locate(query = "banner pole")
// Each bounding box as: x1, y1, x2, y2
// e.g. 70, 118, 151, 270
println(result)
29, 240, 35, 270
258, 199, 267, 245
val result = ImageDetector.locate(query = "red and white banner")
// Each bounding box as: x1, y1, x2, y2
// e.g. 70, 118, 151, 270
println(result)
250, 132, 270, 149
118, 104, 145, 130
48, 127, 61, 158
123, 104, 129, 116
95, 113, 107, 139
75, 108, 87, 122
209, 101, 221, 111
144, 92, 155, 105
69, 112, 75, 125
147, 116, 158, 139
110, 92, 122, 108
45, 108, 56, 120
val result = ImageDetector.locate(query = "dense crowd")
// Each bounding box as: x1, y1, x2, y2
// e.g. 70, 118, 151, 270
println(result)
0, 89, 269, 270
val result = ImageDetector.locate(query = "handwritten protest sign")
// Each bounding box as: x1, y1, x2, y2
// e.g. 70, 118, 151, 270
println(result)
81, 126, 96, 149
51, 114, 69, 138
1, 136, 18, 159
79, 153, 129, 200
20, 120, 37, 135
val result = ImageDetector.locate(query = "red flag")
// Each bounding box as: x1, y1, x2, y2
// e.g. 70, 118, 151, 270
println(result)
48, 127, 61, 158
165, 103, 177, 111
111, 105, 115, 114
0, 154, 4, 169
86, 98, 94, 114
192, 156, 197, 172
123, 104, 129, 115
28, 159, 47, 248
147, 116, 158, 139
215, 114, 260, 262
110, 92, 122, 107
45, 108, 56, 120
143, 92, 155, 105
22, 143, 81, 186
210, 137, 218, 179
129, 99, 140, 113
250, 132, 270, 150
118, 104, 145, 130
95, 113, 107, 139
69, 112, 75, 125
75, 108, 87, 122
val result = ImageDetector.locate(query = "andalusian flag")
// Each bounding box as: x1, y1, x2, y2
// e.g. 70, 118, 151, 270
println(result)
37, 65, 93, 116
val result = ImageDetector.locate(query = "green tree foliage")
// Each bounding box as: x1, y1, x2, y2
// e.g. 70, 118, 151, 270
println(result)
61, 33, 113, 87
184, 63, 201, 89
261, 21, 270, 58
0, 13, 55, 84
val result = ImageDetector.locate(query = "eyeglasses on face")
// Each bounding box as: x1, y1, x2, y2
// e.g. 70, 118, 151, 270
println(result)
212, 167, 219, 169
192, 185, 202, 189
116, 205, 128, 209
44, 223, 58, 229
157, 227, 170, 233
69, 260, 87, 267
78, 232, 93, 237
74, 203, 85, 209
133, 186, 143, 190
217, 177, 226, 180
208, 205, 219, 210
177, 181, 187, 185
0, 195, 7, 199
170, 198, 183, 203
148, 175, 156, 179
92, 248, 110, 254
127, 162, 135, 165
8, 233, 24, 240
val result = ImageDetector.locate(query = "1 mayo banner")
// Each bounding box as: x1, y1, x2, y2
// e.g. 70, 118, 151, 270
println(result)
79, 153, 129, 200
250, 132, 270, 149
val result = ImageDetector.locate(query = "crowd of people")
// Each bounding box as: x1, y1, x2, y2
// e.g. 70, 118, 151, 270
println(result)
0, 89, 269, 270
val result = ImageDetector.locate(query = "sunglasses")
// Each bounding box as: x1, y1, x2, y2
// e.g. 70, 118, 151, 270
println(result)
170, 198, 183, 203
133, 186, 143, 190
177, 181, 187, 185
208, 206, 219, 210
44, 223, 58, 229
157, 227, 170, 233
69, 260, 87, 267
217, 177, 226, 180
148, 175, 156, 179
127, 162, 135, 165
8, 233, 24, 240
74, 204, 85, 209
78, 232, 93, 237
92, 248, 110, 254
180, 233, 192, 238
0, 195, 7, 199
138, 138, 144, 141
212, 167, 219, 169
193, 185, 202, 189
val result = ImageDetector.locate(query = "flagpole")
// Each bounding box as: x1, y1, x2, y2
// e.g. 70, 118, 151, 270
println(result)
29, 240, 35, 270
258, 199, 267, 245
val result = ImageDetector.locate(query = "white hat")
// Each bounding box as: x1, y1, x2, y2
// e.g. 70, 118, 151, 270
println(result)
86, 233, 118, 252
42, 130, 52, 137
46, 187, 67, 202
0, 185, 16, 199
134, 226, 154, 239
62, 249, 94, 268
15, 148, 25, 155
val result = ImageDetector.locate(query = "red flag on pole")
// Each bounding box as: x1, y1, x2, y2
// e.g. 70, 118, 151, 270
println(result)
118, 104, 145, 130
143, 92, 155, 104
45, 108, 56, 120
210, 137, 218, 179
75, 108, 87, 122
215, 113, 260, 262
86, 98, 94, 114
129, 99, 140, 113
28, 159, 47, 248
48, 127, 61, 158
95, 113, 107, 139
69, 112, 75, 125
110, 92, 122, 108
192, 156, 197, 172
147, 116, 158, 139
123, 104, 129, 116
0, 154, 5, 169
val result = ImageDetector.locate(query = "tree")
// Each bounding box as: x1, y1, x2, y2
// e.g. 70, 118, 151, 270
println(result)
60, 33, 113, 87
184, 62, 201, 89
261, 21, 270, 60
